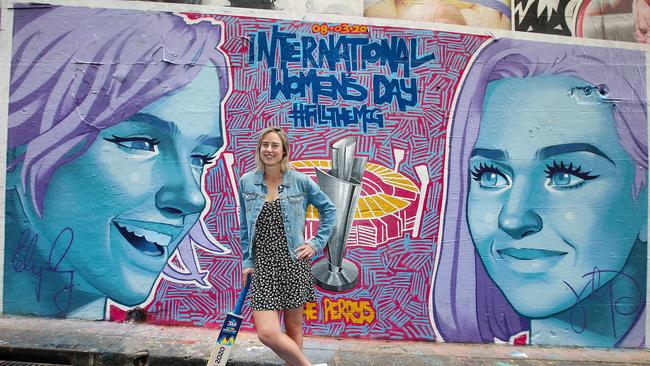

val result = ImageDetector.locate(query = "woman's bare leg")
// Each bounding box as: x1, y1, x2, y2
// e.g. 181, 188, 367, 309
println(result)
283, 307, 305, 349
253, 310, 310, 366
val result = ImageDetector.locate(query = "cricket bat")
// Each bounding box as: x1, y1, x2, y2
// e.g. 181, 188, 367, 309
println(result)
207, 275, 251, 366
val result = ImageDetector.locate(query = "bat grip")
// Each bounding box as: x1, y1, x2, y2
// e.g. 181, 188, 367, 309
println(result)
233, 274, 251, 315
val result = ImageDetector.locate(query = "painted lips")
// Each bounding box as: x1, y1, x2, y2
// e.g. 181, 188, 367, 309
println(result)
114, 221, 174, 257
497, 248, 568, 260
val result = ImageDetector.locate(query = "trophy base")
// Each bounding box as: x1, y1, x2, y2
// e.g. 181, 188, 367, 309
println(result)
312, 259, 359, 292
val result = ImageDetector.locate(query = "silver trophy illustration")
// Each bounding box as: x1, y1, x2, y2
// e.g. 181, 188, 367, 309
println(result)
313, 137, 367, 292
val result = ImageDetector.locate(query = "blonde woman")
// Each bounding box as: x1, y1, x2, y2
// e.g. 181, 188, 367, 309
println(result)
238, 127, 336, 365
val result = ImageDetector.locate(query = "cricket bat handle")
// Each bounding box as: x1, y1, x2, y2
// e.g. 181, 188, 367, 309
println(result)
233, 274, 251, 316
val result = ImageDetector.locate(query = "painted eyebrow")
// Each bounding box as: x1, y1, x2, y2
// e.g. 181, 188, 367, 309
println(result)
198, 135, 223, 148
537, 143, 615, 165
131, 113, 223, 148
470, 148, 508, 161
131, 112, 177, 135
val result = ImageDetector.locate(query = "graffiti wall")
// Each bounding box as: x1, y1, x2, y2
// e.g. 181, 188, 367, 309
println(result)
135, 0, 649, 44
513, 0, 648, 43
1, 1, 647, 348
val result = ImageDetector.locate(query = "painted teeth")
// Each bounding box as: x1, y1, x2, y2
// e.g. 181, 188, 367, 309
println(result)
116, 223, 172, 247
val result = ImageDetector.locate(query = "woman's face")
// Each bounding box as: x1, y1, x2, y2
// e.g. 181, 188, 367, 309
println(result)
259, 132, 284, 168
23, 66, 223, 306
467, 75, 647, 318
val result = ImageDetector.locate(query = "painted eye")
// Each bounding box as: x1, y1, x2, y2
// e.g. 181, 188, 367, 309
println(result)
548, 171, 586, 188
545, 161, 598, 189
191, 155, 214, 169
471, 163, 510, 190
480, 172, 508, 188
550, 172, 575, 186
124, 140, 154, 151
104, 136, 159, 153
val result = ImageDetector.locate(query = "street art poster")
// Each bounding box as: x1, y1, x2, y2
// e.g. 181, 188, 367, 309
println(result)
193, 0, 363, 16
364, 0, 512, 30
2, 2, 648, 348
513, 0, 649, 43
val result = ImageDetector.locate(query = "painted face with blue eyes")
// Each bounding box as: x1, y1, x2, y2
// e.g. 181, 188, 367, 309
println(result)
22, 66, 223, 307
467, 75, 647, 319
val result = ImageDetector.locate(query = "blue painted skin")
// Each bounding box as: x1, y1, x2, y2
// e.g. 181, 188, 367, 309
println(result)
5, 67, 223, 318
467, 75, 647, 346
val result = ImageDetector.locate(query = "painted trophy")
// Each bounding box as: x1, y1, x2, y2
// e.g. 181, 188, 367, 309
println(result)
312, 137, 367, 292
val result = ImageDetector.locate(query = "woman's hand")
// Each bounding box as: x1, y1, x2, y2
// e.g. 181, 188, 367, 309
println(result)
242, 268, 254, 287
295, 244, 315, 260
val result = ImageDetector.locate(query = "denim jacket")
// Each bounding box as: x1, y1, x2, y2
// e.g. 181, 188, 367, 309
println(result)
238, 169, 336, 270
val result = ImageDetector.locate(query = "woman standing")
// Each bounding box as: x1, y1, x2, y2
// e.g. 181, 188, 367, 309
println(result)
238, 127, 336, 365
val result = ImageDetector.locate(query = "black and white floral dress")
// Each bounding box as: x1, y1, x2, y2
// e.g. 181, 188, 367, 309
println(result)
251, 199, 316, 311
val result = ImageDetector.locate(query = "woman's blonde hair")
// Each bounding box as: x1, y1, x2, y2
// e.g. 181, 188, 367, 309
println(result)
255, 126, 292, 172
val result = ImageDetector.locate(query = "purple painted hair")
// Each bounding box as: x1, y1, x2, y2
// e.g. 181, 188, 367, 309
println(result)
8, 5, 231, 286
432, 38, 647, 343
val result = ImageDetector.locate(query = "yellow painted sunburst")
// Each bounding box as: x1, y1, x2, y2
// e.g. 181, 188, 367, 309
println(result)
293, 160, 418, 220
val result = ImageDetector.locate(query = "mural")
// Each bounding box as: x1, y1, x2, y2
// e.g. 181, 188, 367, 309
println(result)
513, 0, 648, 43
175, 10, 463, 339
4, 6, 231, 319
1, 2, 647, 348
432, 39, 648, 347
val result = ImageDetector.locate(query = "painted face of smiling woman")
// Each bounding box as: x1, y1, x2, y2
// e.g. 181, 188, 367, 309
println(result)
18, 66, 223, 308
467, 75, 647, 319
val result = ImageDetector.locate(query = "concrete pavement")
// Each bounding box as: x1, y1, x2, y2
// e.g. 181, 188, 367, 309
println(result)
0, 315, 649, 365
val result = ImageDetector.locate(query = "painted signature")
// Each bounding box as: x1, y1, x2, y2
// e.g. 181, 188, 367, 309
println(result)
564, 267, 642, 337
11, 228, 75, 314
